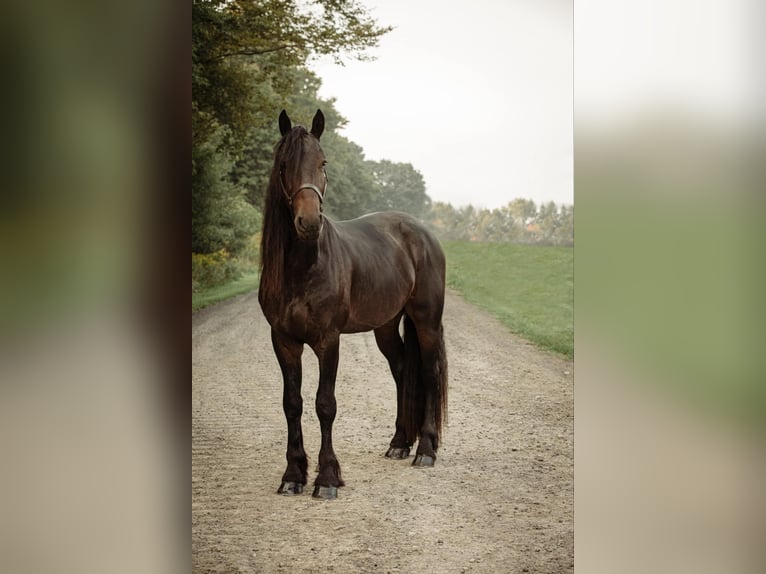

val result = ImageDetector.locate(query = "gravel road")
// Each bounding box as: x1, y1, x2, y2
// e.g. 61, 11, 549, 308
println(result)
192, 289, 573, 573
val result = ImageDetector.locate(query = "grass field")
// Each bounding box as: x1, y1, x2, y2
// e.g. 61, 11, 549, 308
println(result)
192, 271, 260, 312
442, 241, 573, 357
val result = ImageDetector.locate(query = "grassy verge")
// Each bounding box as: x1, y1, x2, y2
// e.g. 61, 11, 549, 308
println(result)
192, 271, 260, 312
442, 241, 573, 357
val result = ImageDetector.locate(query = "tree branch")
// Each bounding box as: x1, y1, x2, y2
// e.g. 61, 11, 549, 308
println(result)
204, 44, 300, 62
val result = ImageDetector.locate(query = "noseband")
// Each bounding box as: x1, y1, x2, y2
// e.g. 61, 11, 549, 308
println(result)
280, 172, 327, 211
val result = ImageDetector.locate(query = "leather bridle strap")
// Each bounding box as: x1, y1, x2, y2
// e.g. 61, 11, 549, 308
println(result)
287, 183, 324, 206
280, 174, 327, 210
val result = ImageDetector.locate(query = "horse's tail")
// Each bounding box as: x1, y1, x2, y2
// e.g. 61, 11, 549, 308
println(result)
402, 315, 448, 448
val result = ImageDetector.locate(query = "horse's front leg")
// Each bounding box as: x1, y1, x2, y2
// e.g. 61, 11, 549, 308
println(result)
311, 334, 344, 499
271, 329, 307, 495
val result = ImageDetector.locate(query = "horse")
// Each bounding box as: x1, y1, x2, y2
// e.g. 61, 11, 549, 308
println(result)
258, 109, 448, 499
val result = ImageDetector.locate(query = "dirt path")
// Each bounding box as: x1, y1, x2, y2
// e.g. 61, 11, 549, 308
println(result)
192, 289, 573, 574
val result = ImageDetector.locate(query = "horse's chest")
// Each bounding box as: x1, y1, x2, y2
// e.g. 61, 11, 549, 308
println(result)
267, 295, 345, 342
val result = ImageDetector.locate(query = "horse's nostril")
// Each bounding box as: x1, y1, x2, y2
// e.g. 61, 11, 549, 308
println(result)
295, 215, 321, 239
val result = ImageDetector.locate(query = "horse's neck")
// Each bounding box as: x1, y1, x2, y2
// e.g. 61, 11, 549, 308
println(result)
284, 222, 340, 278
285, 238, 319, 270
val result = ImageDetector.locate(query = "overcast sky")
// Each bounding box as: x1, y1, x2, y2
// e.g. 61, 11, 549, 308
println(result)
575, 0, 754, 126
310, 0, 573, 210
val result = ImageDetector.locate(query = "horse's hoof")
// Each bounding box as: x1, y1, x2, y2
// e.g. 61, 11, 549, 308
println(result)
412, 454, 435, 467
385, 446, 411, 459
277, 481, 304, 495
312, 485, 338, 500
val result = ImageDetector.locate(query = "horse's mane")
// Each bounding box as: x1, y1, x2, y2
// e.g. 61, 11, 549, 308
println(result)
259, 126, 309, 303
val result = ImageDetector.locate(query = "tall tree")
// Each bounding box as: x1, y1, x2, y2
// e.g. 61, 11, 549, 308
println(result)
365, 160, 431, 218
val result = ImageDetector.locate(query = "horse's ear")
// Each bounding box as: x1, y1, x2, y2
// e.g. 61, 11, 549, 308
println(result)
279, 110, 291, 136
310, 109, 325, 140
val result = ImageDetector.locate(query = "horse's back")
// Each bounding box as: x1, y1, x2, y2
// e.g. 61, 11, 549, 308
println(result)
338, 211, 443, 260
332, 211, 445, 332
337, 211, 444, 281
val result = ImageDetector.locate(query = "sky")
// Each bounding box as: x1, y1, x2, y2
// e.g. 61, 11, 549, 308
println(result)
310, 0, 573, 210
575, 0, 755, 127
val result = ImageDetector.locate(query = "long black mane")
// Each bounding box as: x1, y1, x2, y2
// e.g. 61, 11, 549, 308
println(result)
259, 126, 310, 304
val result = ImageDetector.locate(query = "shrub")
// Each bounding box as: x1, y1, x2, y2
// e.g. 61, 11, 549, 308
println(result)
192, 250, 241, 292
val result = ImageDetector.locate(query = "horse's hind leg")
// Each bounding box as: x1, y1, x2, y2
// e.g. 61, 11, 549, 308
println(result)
373, 313, 411, 459
412, 323, 447, 466
405, 302, 448, 468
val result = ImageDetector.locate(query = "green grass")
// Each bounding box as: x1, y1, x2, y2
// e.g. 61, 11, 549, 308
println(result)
192, 271, 260, 312
442, 241, 573, 357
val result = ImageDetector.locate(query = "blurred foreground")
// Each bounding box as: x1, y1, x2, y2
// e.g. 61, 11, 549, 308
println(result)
0, 1, 187, 572
575, 0, 765, 570
576, 116, 765, 572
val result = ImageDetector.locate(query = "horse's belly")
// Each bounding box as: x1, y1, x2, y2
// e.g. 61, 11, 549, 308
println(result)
341, 288, 409, 333
341, 315, 392, 333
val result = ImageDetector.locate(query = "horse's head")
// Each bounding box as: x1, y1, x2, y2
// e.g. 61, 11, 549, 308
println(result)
277, 109, 327, 242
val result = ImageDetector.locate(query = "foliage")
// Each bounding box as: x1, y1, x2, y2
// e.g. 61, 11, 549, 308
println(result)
192, 249, 241, 292
192, 122, 260, 254
321, 133, 378, 220
443, 241, 573, 357
193, 0, 391, 67
193, 0, 390, 146
365, 160, 431, 218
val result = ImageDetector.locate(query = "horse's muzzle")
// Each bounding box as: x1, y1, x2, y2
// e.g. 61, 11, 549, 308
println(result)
295, 214, 323, 241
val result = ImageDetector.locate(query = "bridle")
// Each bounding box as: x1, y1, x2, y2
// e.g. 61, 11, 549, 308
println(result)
280, 167, 328, 212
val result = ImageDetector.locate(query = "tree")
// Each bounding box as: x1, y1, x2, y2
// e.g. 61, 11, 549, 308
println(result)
321, 134, 378, 220
536, 201, 560, 243
557, 204, 574, 246
193, 0, 390, 150
194, 0, 391, 65
365, 160, 431, 218
507, 198, 537, 227
428, 202, 460, 240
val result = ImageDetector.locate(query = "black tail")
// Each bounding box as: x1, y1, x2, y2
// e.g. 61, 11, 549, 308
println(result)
401, 315, 448, 447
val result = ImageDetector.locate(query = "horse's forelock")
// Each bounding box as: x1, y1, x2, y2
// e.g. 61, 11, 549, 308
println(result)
275, 126, 310, 187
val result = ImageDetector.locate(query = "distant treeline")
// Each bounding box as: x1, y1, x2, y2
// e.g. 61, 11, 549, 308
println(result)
427, 199, 573, 246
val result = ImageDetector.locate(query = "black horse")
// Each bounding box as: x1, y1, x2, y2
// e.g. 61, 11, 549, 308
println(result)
259, 109, 448, 499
